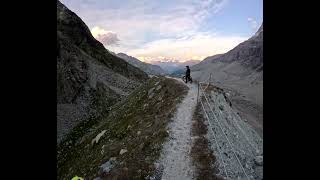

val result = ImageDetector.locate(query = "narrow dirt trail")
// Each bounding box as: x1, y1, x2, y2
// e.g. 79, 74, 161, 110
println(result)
156, 78, 198, 180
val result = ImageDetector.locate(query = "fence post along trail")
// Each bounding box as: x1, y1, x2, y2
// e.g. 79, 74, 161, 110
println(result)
196, 73, 263, 180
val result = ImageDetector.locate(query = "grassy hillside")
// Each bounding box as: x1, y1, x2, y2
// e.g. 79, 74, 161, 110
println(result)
57, 77, 188, 180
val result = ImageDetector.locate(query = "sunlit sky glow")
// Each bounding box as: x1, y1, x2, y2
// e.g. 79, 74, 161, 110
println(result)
61, 0, 262, 62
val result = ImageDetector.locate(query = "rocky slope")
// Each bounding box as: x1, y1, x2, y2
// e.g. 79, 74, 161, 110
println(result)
57, 0, 148, 143
198, 84, 263, 180
191, 54, 223, 70
117, 53, 166, 75
193, 24, 263, 71
191, 23, 263, 136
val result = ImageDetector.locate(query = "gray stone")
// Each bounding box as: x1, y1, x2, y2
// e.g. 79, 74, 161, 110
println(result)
98, 157, 117, 176
91, 130, 107, 145
156, 85, 162, 91
119, 149, 128, 155
254, 155, 263, 166
148, 92, 155, 99
148, 88, 155, 95
100, 145, 106, 155
245, 163, 250, 169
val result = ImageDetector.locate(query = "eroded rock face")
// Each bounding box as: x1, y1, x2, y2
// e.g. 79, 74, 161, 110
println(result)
57, 1, 148, 143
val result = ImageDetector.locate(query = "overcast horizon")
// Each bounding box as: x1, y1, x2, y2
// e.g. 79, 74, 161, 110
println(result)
60, 0, 262, 63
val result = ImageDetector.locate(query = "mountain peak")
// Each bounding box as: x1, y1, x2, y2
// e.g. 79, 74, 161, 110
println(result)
252, 22, 263, 38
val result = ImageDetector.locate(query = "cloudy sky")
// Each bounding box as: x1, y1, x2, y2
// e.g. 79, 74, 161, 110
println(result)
60, 0, 263, 63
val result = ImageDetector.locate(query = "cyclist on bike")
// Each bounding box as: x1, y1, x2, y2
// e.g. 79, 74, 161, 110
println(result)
185, 66, 192, 83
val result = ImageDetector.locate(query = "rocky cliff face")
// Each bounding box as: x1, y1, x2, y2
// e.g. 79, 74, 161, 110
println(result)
116, 53, 166, 75
219, 23, 263, 71
193, 24, 263, 72
57, 1, 148, 142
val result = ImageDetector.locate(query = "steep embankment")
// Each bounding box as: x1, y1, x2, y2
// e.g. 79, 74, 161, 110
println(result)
191, 24, 263, 136
57, 77, 188, 180
198, 84, 263, 180
57, 1, 148, 142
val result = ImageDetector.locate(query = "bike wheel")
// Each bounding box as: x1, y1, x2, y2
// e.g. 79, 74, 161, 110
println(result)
182, 76, 186, 81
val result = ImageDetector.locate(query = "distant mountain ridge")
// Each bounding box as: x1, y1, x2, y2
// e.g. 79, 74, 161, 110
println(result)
191, 54, 223, 70
150, 60, 200, 74
117, 53, 166, 75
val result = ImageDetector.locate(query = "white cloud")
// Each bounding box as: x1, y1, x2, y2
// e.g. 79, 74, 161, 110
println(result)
91, 26, 109, 37
61, 0, 237, 61
62, 0, 229, 44
91, 26, 119, 46
248, 17, 258, 32
129, 33, 247, 62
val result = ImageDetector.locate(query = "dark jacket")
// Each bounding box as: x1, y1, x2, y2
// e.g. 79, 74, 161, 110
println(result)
186, 68, 190, 76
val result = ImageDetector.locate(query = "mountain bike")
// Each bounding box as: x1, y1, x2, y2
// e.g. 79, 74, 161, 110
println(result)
182, 75, 192, 83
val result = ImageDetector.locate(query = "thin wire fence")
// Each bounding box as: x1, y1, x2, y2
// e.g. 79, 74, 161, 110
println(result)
197, 74, 251, 180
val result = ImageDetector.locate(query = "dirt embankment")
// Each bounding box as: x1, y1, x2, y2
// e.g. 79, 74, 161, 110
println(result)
191, 103, 224, 180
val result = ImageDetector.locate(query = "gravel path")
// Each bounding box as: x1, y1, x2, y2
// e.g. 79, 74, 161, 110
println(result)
154, 79, 263, 180
156, 78, 198, 180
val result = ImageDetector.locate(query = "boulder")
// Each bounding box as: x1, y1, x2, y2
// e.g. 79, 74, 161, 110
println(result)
254, 155, 263, 166
119, 149, 128, 155
91, 130, 107, 145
